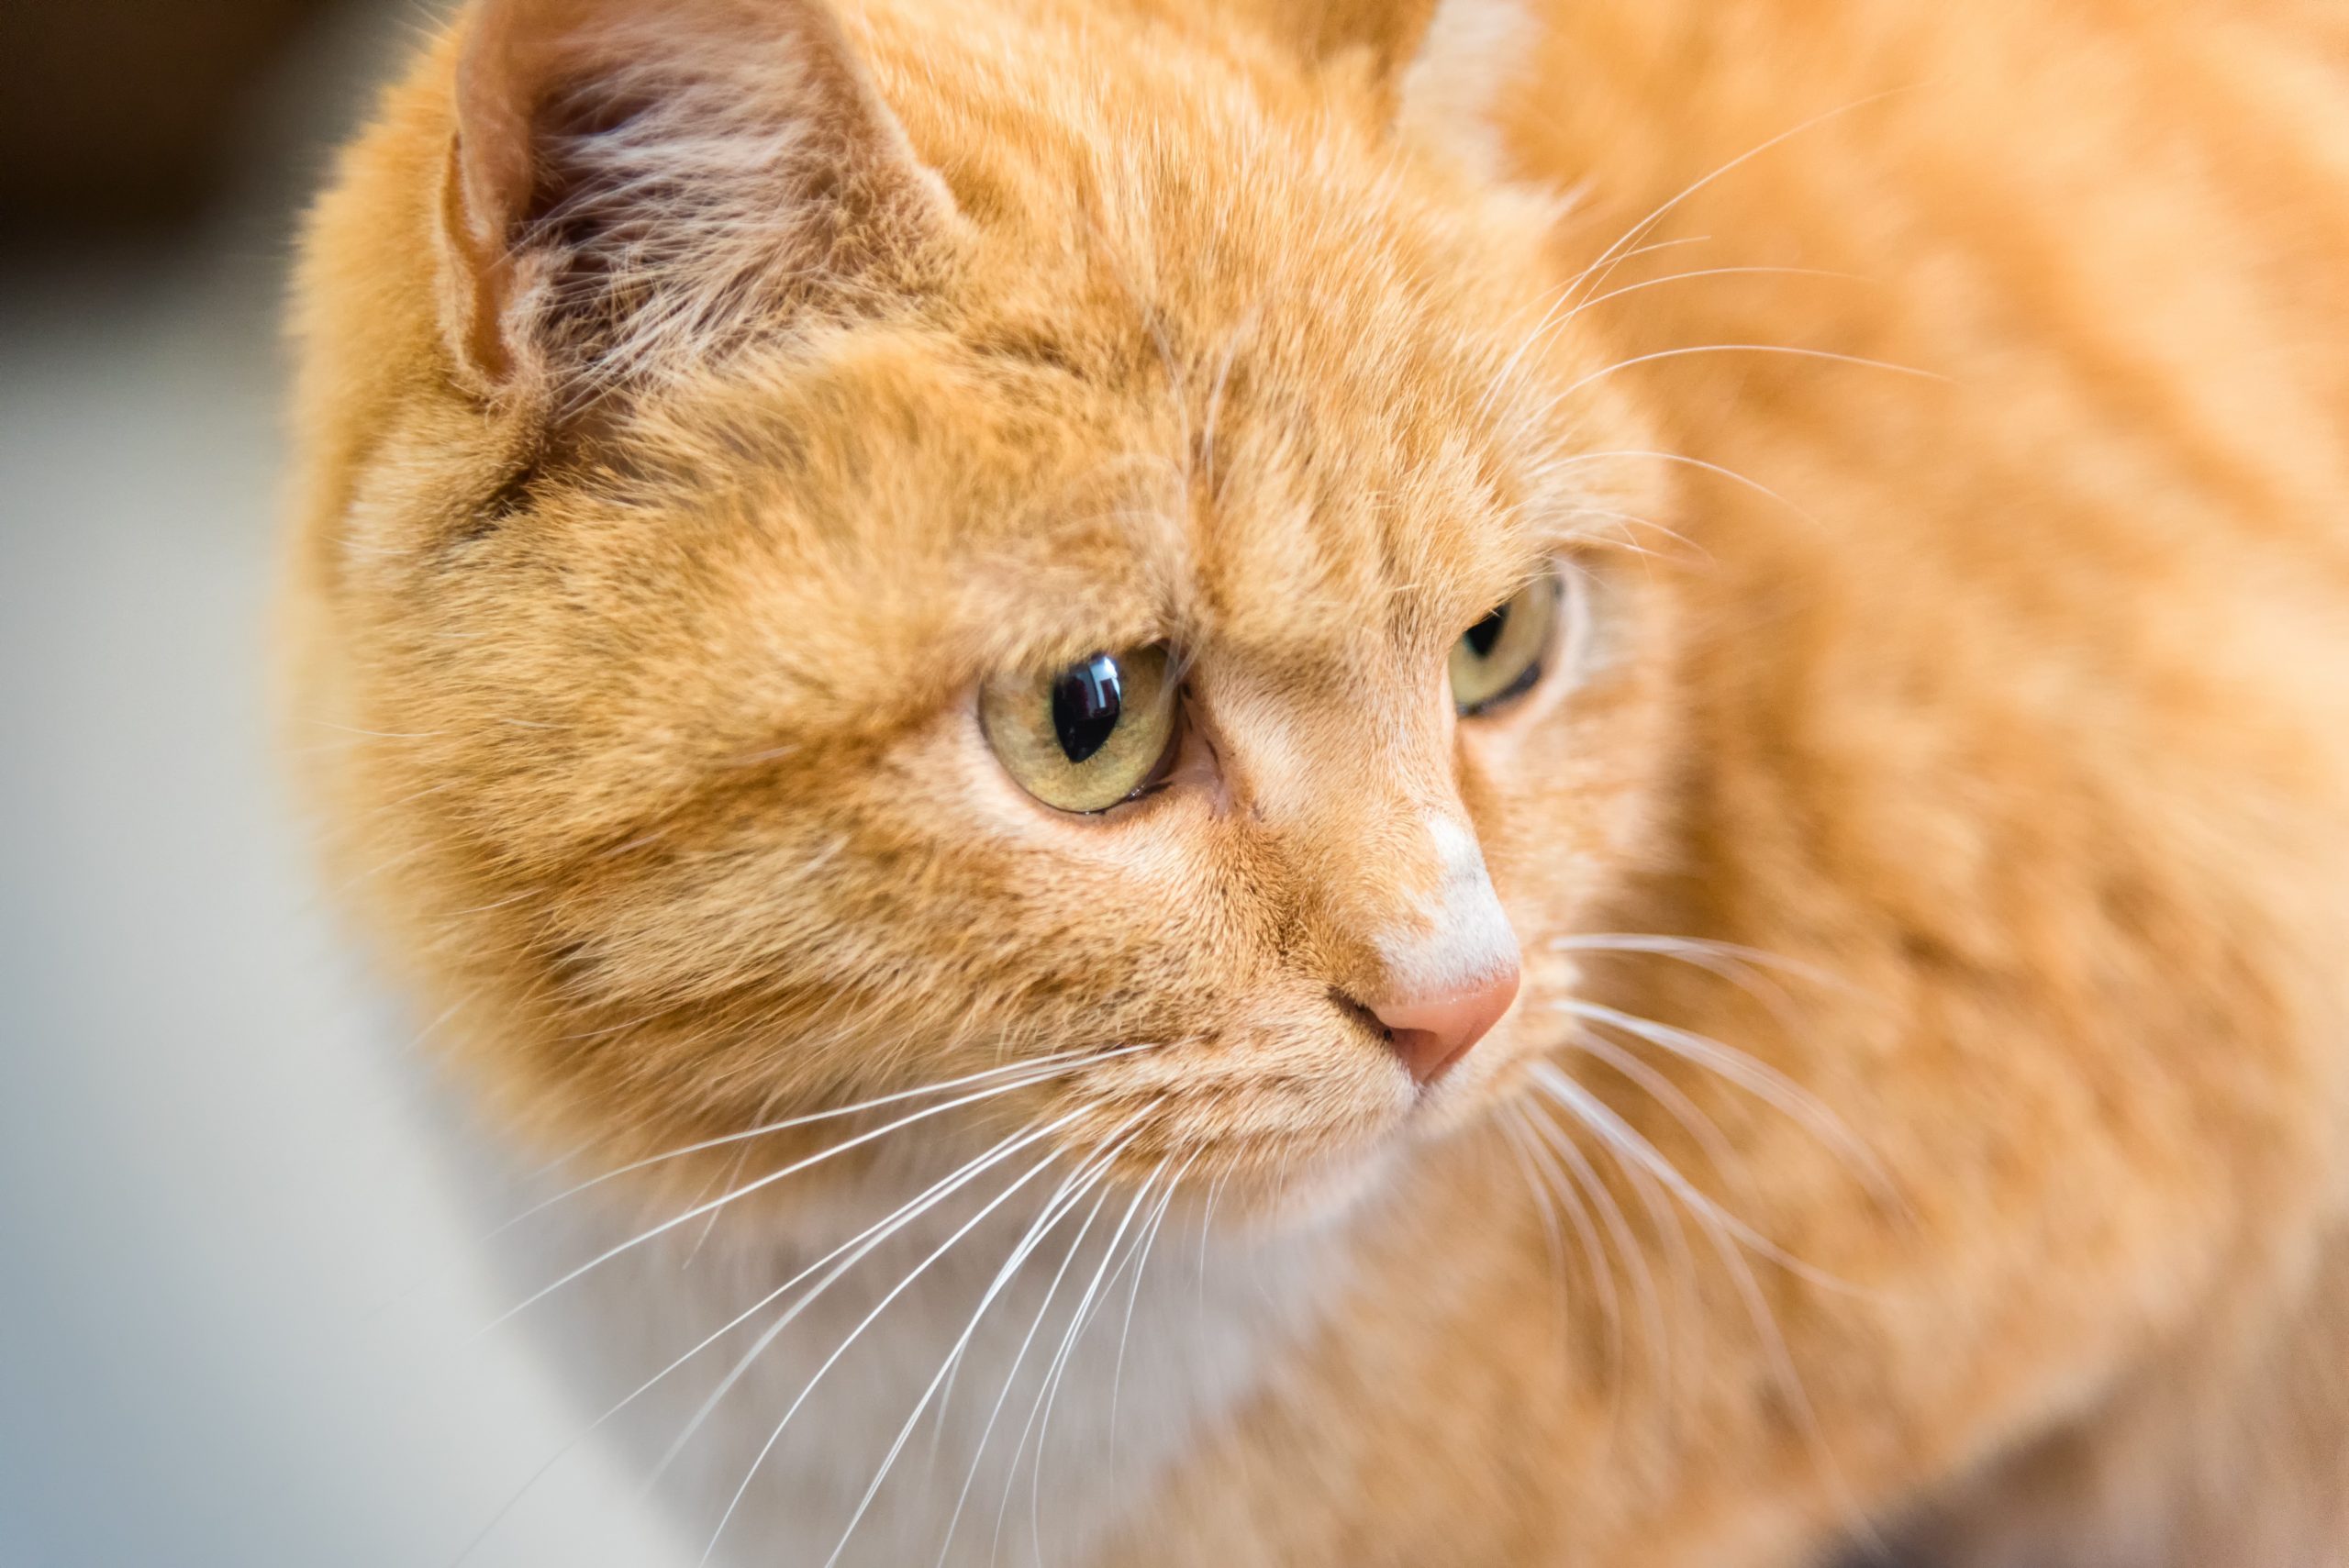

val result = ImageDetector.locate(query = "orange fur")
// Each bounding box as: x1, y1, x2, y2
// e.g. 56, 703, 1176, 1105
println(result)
281, 0, 2349, 1562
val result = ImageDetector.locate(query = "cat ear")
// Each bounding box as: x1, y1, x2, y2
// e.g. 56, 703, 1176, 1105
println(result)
1242, 0, 1442, 116
438, 0, 951, 392
1246, 0, 1535, 167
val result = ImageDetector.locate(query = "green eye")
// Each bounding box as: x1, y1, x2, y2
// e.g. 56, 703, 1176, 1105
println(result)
1451, 573, 1561, 716
982, 646, 1180, 813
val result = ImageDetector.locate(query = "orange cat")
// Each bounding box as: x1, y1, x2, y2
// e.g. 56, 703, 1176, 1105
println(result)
281, 0, 2349, 1562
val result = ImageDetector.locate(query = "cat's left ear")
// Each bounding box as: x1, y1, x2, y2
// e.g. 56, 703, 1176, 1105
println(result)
437, 0, 953, 393
1239, 0, 1442, 120
1248, 0, 1531, 164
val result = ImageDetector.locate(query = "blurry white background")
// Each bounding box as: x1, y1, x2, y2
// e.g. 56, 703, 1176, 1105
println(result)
0, 6, 690, 1563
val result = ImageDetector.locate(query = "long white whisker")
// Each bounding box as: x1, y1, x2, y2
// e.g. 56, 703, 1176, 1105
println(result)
458, 1116, 1081, 1564
1570, 1027, 1754, 1203
1474, 236, 1711, 421
1593, 1095, 1707, 1408
954, 1169, 1125, 1568
927, 1115, 1159, 1473
1194, 1170, 1230, 1324
490, 1073, 1111, 1329
1021, 1156, 1172, 1560
819, 1116, 1160, 1568
1519, 1089, 1670, 1402
1495, 253, 1868, 428
1502, 1105, 1632, 1447
1560, 998, 1891, 1200
696, 1133, 1083, 1568
1109, 1148, 1197, 1461
1542, 446, 1821, 524
677, 1140, 752, 1269
1550, 931, 1832, 1043
1561, 89, 1911, 310
995, 1152, 1174, 1562
1531, 1063, 1863, 1297
1562, 505, 1709, 565
651, 1110, 1086, 1493
1564, 263, 1873, 321
1546, 341, 1943, 409
490, 1044, 1149, 1235
934, 1124, 1146, 1567
1498, 1108, 1586, 1365
1550, 931, 1831, 982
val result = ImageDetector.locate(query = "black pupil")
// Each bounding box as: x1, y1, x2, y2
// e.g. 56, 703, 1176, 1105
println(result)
1052, 653, 1125, 763
1465, 604, 1509, 659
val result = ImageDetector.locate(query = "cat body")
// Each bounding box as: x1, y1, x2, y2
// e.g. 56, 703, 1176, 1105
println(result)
284, 0, 2349, 1562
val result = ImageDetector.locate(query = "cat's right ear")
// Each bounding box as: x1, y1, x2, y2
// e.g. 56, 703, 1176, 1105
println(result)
437, 0, 952, 394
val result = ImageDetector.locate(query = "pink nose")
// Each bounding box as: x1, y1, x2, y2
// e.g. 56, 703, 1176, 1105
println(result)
1373, 963, 1521, 1086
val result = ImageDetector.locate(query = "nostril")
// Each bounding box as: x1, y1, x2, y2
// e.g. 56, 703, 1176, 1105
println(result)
1331, 989, 1391, 1040
1386, 1025, 1460, 1085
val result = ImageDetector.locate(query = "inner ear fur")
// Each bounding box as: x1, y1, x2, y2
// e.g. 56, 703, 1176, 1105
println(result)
438, 0, 950, 393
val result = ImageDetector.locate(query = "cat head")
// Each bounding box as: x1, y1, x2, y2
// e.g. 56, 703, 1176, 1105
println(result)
287, 0, 1679, 1225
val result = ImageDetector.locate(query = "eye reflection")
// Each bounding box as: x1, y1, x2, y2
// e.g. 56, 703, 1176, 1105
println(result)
1052, 653, 1126, 764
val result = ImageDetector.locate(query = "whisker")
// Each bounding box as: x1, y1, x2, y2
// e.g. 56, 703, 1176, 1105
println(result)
821, 1117, 1162, 1568
485, 1066, 1127, 1329
1109, 1148, 1197, 1461
1542, 341, 1943, 417
458, 1114, 1074, 1566
1563, 263, 1875, 321
1495, 253, 1870, 427
1474, 236, 1712, 421
1562, 506, 1709, 565
1551, 931, 1840, 1051
697, 1125, 1099, 1568
651, 1112, 1088, 1493
1531, 1063, 1864, 1297
1541, 446, 1821, 525
1559, 998, 1891, 1201
1617, 1127, 1878, 1556
1596, 1105, 1707, 1412
1195, 1171, 1228, 1315
944, 1157, 1129, 1568
1497, 1106, 1603, 1385
1497, 1106, 1613, 1435
926, 1118, 1158, 1473
989, 1153, 1168, 1564
488, 1042, 1150, 1236
1020, 1156, 1174, 1560
1569, 1026, 1755, 1204
680, 1140, 754, 1267
1559, 88, 1913, 311
1550, 930, 1833, 984
1517, 1096, 1669, 1403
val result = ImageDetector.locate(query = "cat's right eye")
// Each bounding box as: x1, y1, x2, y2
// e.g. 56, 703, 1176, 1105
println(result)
1452, 570, 1564, 717
981, 646, 1181, 814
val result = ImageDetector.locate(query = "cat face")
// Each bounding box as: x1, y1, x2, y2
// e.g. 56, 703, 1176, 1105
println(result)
291, 0, 1677, 1225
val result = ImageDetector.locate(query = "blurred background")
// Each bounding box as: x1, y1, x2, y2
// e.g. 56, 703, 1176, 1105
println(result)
0, 5, 689, 1563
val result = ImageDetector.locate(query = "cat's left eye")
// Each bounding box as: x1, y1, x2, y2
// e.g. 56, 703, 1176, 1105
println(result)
1452, 573, 1564, 717
981, 645, 1182, 814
